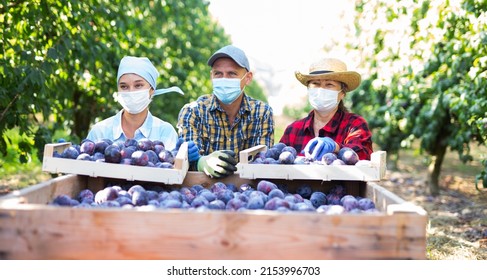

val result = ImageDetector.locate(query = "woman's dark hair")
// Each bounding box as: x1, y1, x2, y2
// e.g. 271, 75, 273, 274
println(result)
339, 82, 349, 113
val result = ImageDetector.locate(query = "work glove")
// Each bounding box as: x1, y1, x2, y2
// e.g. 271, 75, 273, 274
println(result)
174, 137, 185, 150
187, 140, 200, 163
173, 138, 200, 163
303, 137, 337, 161
197, 150, 237, 178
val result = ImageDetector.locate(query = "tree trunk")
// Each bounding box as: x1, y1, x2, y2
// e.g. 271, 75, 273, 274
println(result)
73, 90, 95, 140
386, 151, 399, 171
427, 144, 447, 196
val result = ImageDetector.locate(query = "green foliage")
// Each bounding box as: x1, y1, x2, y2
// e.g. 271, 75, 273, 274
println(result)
245, 80, 268, 103
344, 0, 487, 192
282, 103, 311, 120
475, 159, 487, 190
1, 128, 38, 171
0, 0, 233, 165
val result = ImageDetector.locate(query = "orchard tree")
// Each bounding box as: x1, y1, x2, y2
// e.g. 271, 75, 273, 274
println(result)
0, 0, 247, 164
343, 0, 486, 194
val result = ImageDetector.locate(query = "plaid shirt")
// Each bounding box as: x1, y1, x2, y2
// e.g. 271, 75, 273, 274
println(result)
279, 109, 373, 160
177, 94, 274, 162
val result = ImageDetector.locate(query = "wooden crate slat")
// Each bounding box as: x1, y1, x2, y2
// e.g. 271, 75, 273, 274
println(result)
237, 149, 387, 182
41, 142, 189, 184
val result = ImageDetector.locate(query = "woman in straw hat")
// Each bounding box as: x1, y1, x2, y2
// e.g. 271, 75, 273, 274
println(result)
279, 58, 373, 161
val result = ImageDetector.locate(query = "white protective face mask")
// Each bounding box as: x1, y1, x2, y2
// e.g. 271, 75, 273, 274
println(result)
115, 89, 152, 114
308, 88, 340, 114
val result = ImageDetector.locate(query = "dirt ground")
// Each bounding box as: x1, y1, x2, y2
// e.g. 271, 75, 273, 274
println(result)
381, 158, 487, 260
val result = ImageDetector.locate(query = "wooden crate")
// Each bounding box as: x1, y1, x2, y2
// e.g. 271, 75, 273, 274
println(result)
237, 145, 387, 181
0, 173, 427, 260
42, 141, 189, 184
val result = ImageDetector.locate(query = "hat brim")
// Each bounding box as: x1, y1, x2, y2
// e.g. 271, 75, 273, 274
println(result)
295, 71, 361, 91
208, 53, 249, 71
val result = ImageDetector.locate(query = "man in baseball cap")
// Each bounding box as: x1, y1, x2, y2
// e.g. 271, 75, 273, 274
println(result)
177, 45, 274, 178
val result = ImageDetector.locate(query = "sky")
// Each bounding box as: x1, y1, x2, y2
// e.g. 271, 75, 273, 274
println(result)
208, 0, 355, 114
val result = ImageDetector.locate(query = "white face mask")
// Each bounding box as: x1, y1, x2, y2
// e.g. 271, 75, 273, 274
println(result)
212, 73, 247, 105
115, 89, 152, 114
308, 88, 340, 114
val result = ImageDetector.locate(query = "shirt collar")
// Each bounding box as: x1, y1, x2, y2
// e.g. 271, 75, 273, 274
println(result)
209, 93, 251, 114
305, 109, 344, 134
113, 109, 153, 139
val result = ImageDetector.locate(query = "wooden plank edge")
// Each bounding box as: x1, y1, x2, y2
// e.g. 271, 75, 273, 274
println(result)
367, 182, 427, 215
239, 145, 267, 164
0, 174, 82, 207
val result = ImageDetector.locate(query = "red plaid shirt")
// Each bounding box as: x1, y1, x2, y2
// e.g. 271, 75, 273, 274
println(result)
279, 109, 373, 160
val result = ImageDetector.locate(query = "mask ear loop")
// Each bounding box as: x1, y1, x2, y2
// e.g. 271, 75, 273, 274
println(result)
240, 72, 250, 92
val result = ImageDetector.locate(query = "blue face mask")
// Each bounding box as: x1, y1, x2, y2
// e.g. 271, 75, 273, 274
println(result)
212, 74, 247, 105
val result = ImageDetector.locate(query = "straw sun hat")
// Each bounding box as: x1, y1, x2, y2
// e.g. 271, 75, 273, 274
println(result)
295, 58, 361, 91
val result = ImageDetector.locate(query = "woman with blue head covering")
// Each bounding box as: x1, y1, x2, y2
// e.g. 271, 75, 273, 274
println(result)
86, 56, 184, 150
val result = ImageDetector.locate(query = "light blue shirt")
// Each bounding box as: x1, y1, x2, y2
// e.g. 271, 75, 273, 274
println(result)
86, 110, 178, 150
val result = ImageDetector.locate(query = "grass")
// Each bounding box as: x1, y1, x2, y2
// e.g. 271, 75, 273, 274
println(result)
1, 129, 48, 192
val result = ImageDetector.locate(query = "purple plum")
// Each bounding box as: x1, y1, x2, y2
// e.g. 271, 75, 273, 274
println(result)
278, 151, 295, 164
207, 199, 226, 210
94, 140, 110, 154
321, 153, 337, 165
246, 196, 265, 210
131, 150, 149, 166
264, 197, 291, 210
158, 150, 174, 164
121, 146, 136, 159
271, 142, 287, 153
268, 188, 285, 199
327, 193, 342, 205
225, 198, 246, 211
264, 148, 280, 160
124, 138, 138, 148
61, 146, 79, 159
104, 144, 122, 163
358, 198, 376, 210
128, 185, 146, 195
296, 184, 312, 199
77, 189, 94, 202
145, 150, 159, 165
310, 191, 327, 208
95, 187, 118, 204
137, 138, 153, 151
191, 196, 210, 208
257, 180, 278, 194
80, 140, 96, 155
281, 146, 297, 157
132, 191, 148, 206
76, 153, 92, 161
332, 159, 346, 165
338, 147, 359, 165
341, 196, 359, 211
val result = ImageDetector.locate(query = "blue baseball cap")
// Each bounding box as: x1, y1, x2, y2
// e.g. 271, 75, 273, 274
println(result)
207, 45, 250, 71
117, 56, 159, 89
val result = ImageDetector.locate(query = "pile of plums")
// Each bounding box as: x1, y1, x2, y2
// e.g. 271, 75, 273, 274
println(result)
251, 143, 368, 166
50, 179, 378, 214
55, 138, 176, 168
